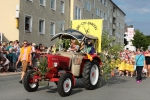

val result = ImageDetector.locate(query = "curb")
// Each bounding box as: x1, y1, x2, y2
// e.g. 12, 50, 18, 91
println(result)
0, 72, 22, 77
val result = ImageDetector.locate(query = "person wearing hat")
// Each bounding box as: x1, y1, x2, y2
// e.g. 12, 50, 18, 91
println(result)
86, 39, 95, 54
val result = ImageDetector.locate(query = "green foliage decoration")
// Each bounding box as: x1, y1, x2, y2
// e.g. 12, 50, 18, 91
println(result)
100, 31, 123, 82
34, 57, 53, 77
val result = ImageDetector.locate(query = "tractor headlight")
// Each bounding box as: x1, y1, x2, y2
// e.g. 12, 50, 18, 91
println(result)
54, 62, 58, 67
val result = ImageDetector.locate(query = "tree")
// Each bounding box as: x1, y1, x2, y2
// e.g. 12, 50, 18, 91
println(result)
100, 31, 123, 81
146, 35, 150, 46
132, 30, 149, 50
101, 31, 114, 51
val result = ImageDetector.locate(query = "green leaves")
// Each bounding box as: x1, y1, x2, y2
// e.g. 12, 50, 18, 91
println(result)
101, 31, 114, 51
100, 31, 123, 82
34, 57, 52, 76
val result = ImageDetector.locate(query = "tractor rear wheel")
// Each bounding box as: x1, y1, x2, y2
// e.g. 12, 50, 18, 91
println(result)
24, 70, 39, 92
57, 73, 73, 97
82, 61, 100, 90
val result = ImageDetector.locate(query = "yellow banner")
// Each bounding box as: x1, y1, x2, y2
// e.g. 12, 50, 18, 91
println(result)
71, 19, 103, 53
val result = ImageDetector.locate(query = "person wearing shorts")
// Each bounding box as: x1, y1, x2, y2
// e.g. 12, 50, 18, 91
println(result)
145, 50, 150, 77
16, 40, 32, 84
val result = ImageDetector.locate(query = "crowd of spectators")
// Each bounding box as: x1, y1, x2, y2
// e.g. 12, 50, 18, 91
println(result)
113, 49, 150, 82
0, 40, 56, 73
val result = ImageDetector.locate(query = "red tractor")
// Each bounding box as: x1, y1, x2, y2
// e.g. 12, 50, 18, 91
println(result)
23, 29, 102, 97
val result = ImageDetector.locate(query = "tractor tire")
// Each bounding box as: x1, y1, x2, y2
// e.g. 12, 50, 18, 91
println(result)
24, 70, 39, 92
57, 73, 73, 97
82, 61, 100, 90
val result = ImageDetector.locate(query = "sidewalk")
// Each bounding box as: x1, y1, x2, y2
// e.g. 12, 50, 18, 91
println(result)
0, 72, 21, 77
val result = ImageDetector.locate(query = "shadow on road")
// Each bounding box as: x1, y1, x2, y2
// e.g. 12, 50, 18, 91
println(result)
100, 76, 129, 87
35, 76, 129, 96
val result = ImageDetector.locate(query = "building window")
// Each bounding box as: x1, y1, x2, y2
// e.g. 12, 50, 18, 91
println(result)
92, 14, 94, 19
39, 19, 45, 34
75, 6, 81, 19
50, 22, 55, 35
40, 0, 45, 6
104, 0, 106, 5
60, 22, 64, 31
86, 1, 91, 11
25, 15, 32, 33
96, 8, 99, 16
60, 1, 65, 13
26, 0, 33, 2
51, 0, 56, 10
78, 8, 81, 19
101, 11, 103, 18
99, 10, 101, 17
92, 0, 95, 7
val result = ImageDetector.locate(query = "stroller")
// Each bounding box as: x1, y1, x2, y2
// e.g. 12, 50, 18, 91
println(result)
0, 56, 10, 72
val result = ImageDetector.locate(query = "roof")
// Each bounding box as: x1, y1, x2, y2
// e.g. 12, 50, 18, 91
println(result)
51, 29, 98, 41
64, 29, 98, 40
110, 0, 126, 15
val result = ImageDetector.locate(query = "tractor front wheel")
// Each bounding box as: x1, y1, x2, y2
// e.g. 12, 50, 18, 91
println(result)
57, 73, 73, 97
24, 70, 39, 92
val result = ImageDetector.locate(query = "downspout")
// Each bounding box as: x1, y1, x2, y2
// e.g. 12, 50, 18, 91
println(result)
70, 0, 74, 28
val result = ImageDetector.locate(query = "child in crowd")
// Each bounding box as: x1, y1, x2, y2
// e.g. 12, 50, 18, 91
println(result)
118, 59, 126, 76
125, 59, 130, 77
129, 60, 135, 77
116, 58, 121, 74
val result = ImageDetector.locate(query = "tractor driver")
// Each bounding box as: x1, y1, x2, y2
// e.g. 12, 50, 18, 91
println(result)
86, 39, 95, 54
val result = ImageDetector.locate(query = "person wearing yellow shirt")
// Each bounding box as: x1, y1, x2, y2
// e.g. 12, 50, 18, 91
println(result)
125, 60, 130, 77
51, 44, 56, 54
129, 61, 135, 77
118, 59, 126, 76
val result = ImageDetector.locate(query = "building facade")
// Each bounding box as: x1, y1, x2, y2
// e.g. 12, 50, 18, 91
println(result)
70, 0, 126, 45
0, 0, 125, 46
0, 0, 70, 46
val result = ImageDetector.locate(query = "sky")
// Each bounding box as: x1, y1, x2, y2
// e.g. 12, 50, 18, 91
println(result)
112, 0, 150, 35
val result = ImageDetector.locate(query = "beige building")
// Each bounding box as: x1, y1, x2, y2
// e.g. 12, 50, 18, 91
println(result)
0, 0, 20, 42
0, 0, 70, 46
0, 0, 125, 46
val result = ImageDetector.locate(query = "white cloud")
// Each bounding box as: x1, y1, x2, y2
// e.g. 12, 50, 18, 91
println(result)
130, 7, 150, 14
126, 19, 132, 23
113, 0, 150, 14
118, 5, 150, 14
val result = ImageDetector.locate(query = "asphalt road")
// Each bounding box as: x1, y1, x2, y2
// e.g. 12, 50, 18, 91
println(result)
0, 75, 150, 100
